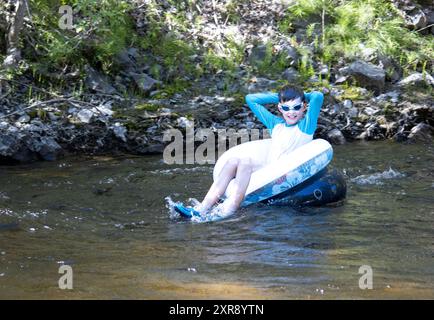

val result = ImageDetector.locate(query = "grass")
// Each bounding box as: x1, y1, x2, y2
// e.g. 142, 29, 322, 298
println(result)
284, 0, 434, 75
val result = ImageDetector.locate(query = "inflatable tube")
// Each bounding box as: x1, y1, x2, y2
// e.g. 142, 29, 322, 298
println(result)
264, 168, 347, 207
213, 139, 334, 207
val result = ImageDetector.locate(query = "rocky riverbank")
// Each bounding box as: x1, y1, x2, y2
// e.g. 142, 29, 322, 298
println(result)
1, 72, 432, 164
0, 0, 433, 164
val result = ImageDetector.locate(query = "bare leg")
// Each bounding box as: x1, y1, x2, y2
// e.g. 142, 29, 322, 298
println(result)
195, 158, 240, 213
220, 158, 252, 215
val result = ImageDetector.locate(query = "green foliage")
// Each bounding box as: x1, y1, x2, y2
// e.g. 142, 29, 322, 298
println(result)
224, 0, 243, 24
340, 86, 373, 101
252, 43, 291, 78
296, 45, 315, 82
203, 39, 245, 74
28, 0, 134, 73
146, 35, 197, 79
285, 0, 434, 74
203, 53, 234, 73
277, 15, 294, 34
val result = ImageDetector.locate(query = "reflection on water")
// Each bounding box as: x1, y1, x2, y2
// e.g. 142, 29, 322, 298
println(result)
0, 141, 433, 299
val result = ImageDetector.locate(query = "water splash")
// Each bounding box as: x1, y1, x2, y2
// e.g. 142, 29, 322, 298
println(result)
350, 168, 405, 185
190, 202, 235, 223
165, 196, 234, 223
165, 196, 201, 220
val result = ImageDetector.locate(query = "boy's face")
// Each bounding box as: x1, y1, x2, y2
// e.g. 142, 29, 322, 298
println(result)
278, 99, 307, 125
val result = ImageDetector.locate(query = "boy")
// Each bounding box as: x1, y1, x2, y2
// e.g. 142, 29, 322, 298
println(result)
176, 86, 324, 218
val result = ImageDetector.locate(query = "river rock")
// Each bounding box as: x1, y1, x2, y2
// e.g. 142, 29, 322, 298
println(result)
327, 128, 346, 145
346, 106, 359, 118
93, 104, 114, 117
248, 44, 268, 66
246, 77, 277, 92
318, 64, 329, 76
17, 114, 30, 123
363, 107, 380, 116
328, 104, 343, 116
130, 73, 160, 95
378, 55, 403, 83
407, 10, 427, 29
339, 60, 385, 93
374, 90, 400, 103
426, 9, 434, 35
0, 129, 20, 157
281, 67, 299, 83
0, 121, 62, 162
114, 47, 140, 72
282, 44, 299, 65
397, 72, 434, 87
112, 123, 128, 142
77, 109, 94, 124
407, 123, 433, 143
31, 136, 62, 161
84, 65, 116, 94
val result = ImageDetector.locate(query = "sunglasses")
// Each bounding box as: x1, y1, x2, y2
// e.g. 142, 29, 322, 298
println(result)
279, 103, 304, 112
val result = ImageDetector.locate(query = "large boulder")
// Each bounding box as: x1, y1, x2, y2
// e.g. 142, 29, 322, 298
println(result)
339, 60, 386, 93
407, 122, 433, 143
0, 121, 62, 163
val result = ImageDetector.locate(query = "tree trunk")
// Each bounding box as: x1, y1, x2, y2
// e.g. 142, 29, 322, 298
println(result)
0, 2, 8, 53
2, 0, 27, 69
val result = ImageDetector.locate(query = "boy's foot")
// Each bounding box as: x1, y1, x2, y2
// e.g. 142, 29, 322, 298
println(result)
174, 203, 201, 218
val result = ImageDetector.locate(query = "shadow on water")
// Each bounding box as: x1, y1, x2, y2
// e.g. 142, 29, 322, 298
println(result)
0, 141, 433, 299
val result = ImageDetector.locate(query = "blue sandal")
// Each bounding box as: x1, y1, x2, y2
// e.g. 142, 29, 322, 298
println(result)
174, 203, 201, 218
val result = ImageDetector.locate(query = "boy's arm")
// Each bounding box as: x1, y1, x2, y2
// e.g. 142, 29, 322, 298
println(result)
299, 91, 324, 135
245, 92, 283, 130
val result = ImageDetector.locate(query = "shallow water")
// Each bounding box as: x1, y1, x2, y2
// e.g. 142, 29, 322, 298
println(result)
0, 141, 433, 299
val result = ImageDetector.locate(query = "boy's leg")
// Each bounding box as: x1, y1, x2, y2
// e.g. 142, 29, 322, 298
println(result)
220, 158, 252, 215
196, 158, 240, 213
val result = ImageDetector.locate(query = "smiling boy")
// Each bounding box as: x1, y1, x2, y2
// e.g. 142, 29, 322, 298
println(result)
246, 87, 324, 163
175, 86, 324, 218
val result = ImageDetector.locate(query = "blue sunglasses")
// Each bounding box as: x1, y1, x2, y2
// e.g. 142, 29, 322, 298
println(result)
279, 103, 304, 111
